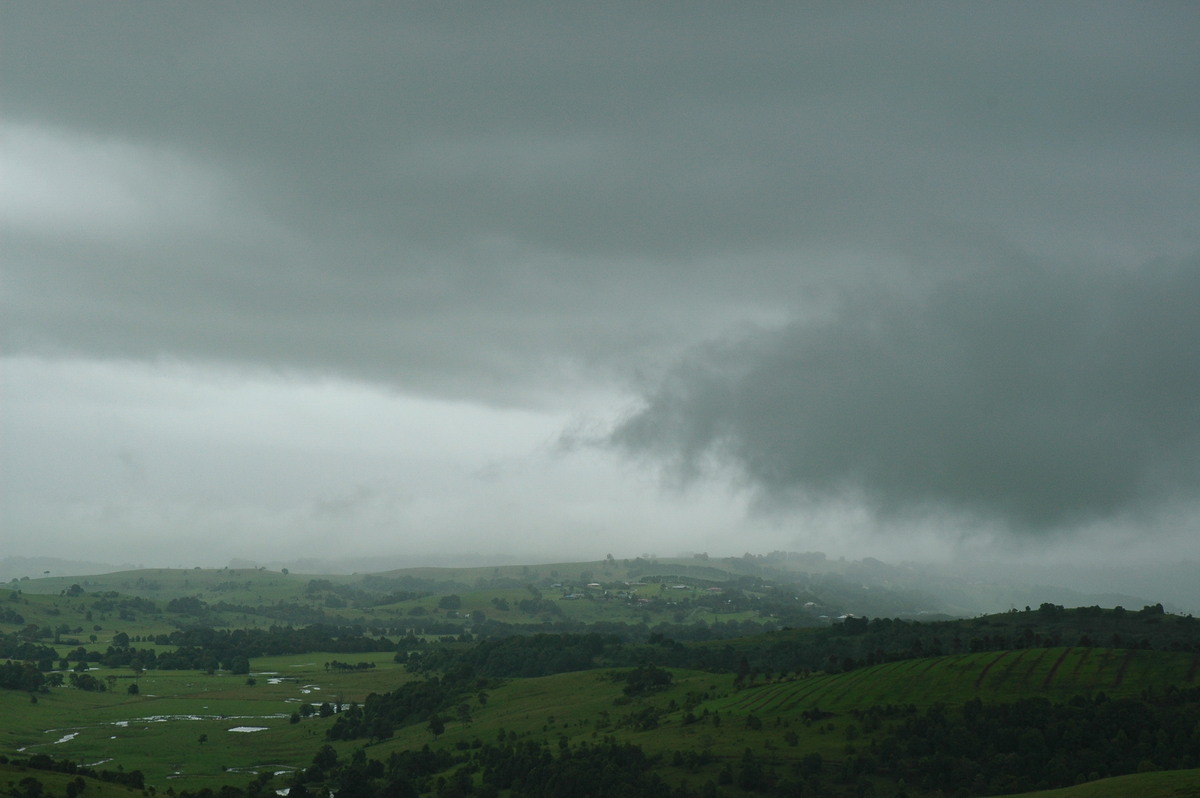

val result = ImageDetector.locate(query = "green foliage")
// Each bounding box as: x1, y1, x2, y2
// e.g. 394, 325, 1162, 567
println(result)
619, 663, 674, 695
860, 687, 1200, 795
426, 714, 444, 738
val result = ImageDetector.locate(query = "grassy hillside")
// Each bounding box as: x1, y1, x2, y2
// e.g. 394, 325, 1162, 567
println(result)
0, 763, 147, 798
9, 645, 1192, 795
3, 562, 1199, 797
1006, 768, 1200, 797
720, 647, 1200, 715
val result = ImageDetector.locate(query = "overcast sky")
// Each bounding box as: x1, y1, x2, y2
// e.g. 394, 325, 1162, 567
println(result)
3, 3, 1198, 571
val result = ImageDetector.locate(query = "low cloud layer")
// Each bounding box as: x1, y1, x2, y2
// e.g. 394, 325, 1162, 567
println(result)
614, 254, 1200, 532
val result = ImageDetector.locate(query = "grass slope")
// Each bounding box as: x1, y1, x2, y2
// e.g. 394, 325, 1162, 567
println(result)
0, 651, 410, 792
1006, 768, 1200, 798
719, 647, 1199, 716
0, 763, 146, 798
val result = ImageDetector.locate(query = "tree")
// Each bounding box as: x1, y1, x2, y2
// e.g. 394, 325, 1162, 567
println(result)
437, 595, 462, 611
286, 783, 311, 798
127, 682, 139, 695
312, 744, 338, 771
428, 713, 445, 738
621, 664, 674, 696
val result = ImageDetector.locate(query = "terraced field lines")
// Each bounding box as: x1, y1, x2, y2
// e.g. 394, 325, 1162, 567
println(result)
740, 682, 790, 713
915, 655, 950, 676
1069, 646, 1093, 682
1042, 647, 1074, 689
874, 658, 924, 702
826, 664, 887, 706
1036, 643, 1075, 686
973, 650, 1012, 690
775, 676, 838, 713
1019, 647, 1051, 689
928, 654, 977, 697
987, 648, 1030, 691
1110, 649, 1137, 689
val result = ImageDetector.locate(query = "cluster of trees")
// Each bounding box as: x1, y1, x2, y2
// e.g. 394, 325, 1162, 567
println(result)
325, 659, 377, 672
281, 743, 457, 798
0, 659, 44, 692
688, 607, 1200, 678
0, 753, 145, 790
854, 686, 1200, 795
472, 738, 666, 797
407, 633, 620, 679
2, 624, 399, 682
325, 666, 493, 743
201, 733, 841, 798
304, 579, 427, 609
0, 632, 60, 683
152, 624, 394, 665
618, 664, 675, 696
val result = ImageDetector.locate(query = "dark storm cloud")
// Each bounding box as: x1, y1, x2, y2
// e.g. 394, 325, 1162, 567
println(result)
3, 3, 1198, 407
3, 2, 1200, 559
613, 254, 1200, 531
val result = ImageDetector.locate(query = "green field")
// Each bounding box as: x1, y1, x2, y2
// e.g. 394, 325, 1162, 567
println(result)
0, 651, 411, 790
4, 564, 1200, 797
719, 647, 1199, 716
1006, 768, 1200, 798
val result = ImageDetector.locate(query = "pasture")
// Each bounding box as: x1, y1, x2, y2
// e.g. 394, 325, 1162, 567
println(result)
0, 651, 410, 792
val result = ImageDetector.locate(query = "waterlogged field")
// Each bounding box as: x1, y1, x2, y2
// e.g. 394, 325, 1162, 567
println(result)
0, 651, 411, 791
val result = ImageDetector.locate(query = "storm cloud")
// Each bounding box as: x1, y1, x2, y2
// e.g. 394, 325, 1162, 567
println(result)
2, 3, 1199, 565
613, 254, 1200, 531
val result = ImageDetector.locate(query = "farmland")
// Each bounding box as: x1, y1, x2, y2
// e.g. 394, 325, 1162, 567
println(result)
3, 559, 1200, 797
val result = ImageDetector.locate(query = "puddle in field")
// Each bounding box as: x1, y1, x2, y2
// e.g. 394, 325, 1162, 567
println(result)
121, 713, 290, 724
228, 726, 269, 733
223, 766, 294, 776
20, 730, 83, 751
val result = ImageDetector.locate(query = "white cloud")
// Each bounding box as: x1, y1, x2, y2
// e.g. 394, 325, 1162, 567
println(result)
0, 122, 247, 242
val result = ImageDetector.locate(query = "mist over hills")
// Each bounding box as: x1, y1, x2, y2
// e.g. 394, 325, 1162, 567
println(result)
7, 550, 1193, 616
0, 556, 139, 582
